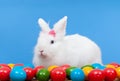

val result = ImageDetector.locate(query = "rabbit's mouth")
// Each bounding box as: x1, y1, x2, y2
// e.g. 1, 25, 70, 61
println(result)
39, 51, 47, 58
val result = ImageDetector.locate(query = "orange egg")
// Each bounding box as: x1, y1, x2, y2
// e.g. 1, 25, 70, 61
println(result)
48, 65, 58, 72
8, 63, 15, 69
106, 64, 116, 69
82, 66, 93, 77
115, 67, 120, 78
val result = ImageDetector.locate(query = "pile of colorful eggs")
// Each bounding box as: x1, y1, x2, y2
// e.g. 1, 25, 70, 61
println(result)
0, 63, 120, 81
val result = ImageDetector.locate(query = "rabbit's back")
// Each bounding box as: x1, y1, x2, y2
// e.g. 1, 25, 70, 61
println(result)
61, 34, 102, 67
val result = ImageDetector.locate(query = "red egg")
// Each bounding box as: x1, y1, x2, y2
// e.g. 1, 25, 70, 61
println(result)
110, 62, 120, 68
33, 66, 45, 76
88, 69, 105, 81
50, 67, 66, 81
60, 64, 71, 70
104, 68, 117, 81
0, 67, 11, 81
0, 64, 11, 69
14, 63, 24, 66
24, 67, 35, 80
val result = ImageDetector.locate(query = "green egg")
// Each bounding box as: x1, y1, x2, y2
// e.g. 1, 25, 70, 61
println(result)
36, 68, 50, 81
81, 65, 94, 69
66, 67, 77, 80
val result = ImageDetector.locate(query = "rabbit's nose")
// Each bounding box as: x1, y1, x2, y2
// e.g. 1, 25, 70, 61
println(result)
40, 50, 44, 53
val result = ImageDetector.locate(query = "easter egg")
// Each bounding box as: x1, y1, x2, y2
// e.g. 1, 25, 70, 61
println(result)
0, 67, 11, 81
92, 63, 106, 70
8, 63, 15, 69
50, 67, 66, 81
14, 63, 24, 66
92, 63, 102, 68
81, 65, 93, 69
82, 66, 93, 77
106, 64, 116, 69
13, 65, 24, 70
36, 69, 50, 81
99, 65, 106, 70
110, 62, 120, 68
33, 66, 44, 75
24, 67, 35, 80
24, 64, 34, 68
66, 67, 76, 79
116, 67, 120, 78
10, 68, 26, 81
104, 68, 117, 81
70, 68, 85, 81
48, 65, 58, 72
60, 64, 71, 70
0, 64, 11, 69
88, 69, 105, 81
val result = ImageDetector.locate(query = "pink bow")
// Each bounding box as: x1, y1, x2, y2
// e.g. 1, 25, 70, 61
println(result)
48, 30, 56, 37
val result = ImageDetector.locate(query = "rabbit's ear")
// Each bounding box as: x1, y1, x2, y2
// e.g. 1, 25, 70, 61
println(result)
53, 16, 67, 37
38, 18, 50, 32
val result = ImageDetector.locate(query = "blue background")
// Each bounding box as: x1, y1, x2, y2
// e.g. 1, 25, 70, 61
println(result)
0, 0, 120, 65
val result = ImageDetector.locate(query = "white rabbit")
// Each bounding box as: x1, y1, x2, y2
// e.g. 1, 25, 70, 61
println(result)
33, 16, 102, 68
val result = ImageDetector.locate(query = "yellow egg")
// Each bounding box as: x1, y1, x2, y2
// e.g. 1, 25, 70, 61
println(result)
116, 67, 120, 78
8, 63, 15, 69
48, 65, 58, 71
82, 67, 93, 77
106, 64, 116, 69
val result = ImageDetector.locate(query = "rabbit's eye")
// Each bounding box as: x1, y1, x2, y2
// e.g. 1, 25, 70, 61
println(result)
50, 40, 54, 44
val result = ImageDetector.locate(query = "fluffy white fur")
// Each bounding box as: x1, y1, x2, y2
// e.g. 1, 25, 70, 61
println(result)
33, 16, 102, 67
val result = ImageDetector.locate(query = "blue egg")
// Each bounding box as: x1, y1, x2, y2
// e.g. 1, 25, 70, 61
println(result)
99, 65, 106, 70
70, 68, 85, 81
92, 63, 102, 69
10, 68, 26, 81
23, 64, 34, 68
13, 66, 24, 70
